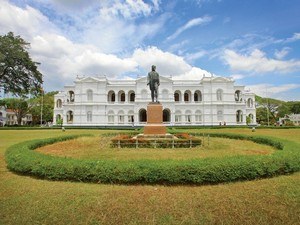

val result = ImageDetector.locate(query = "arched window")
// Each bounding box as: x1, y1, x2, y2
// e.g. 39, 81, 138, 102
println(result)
184, 90, 191, 102
139, 108, 147, 122
128, 91, 135, 102
108, 91, 115, 103
174, 90, 181, 102
66, 111, 73, 123
68, 91, 75, 103
236, 110, 243, 123
217, 110, 223, 121
56, 99, 62, 108
118, 110, 125, 123
194, 90, 202, 102
185, 110, 192, 123
247, 98, 253, 108
121, 93, 125, 102
163, 108, 171, 122
108, 110, 115, 124
195, 110, 202, 122
118, 91, 125, 102
248, 113, 254, 124
235, 90, 242, 102
216, 89, 223, 101
128, 110, 134, 123
174, 93, 179, 102
175, 110, 182, 123
87, 111, 92, 122
87, 90, 93, 102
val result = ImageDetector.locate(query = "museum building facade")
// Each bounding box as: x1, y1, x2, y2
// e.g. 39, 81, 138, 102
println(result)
53, 75, 256, 126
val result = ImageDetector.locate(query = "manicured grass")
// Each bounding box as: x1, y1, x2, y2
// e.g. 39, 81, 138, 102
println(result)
1, 128, 300, 224
36, 136, 274, 160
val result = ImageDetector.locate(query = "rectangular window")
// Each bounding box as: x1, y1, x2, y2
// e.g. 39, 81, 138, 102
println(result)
108, 115, 114, 123
119, 115, 124, 124
195, 115, 202, 122
186, 115, 191, 123
128, 115, 134, 123
175, 115, 181, 123
87, 112, 92, 122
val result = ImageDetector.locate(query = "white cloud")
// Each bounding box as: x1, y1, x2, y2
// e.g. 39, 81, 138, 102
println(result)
230, 74, 245, 80
0, 1, 168, 88
132, 46, 212, 79
83, 13, 168, 54
246, 83, 300, 99
185, 50, 207, 62
0, 1, 57, 39
0, 1, 215, 91
99, 0, 158, 20
173, 67, 212, 80
132, 46, 191, 76
31, 34, 138, 79
274, 47, 291, 59
223, 49, 300, 73
167, 16, 212, 40
194, 0, 222, 7
0, 0, 210, 88
286, 32, 300, 42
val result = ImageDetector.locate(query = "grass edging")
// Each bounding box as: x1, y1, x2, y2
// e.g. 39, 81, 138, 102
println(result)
5, 133, 300, 185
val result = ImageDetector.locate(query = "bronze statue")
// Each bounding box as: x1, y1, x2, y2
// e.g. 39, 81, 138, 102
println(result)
147, 65, 160, 102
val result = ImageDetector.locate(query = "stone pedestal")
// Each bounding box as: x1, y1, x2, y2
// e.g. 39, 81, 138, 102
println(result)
144, 103, 167, 135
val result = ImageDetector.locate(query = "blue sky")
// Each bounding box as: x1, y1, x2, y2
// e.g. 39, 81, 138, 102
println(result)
1, 0, 300, 100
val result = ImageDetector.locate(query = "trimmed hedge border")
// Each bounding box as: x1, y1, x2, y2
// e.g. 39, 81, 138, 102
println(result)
5, 132, 300, 185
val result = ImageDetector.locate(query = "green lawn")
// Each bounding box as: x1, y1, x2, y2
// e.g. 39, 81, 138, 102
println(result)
36, 135, 274, 160
0, 128, 300, 225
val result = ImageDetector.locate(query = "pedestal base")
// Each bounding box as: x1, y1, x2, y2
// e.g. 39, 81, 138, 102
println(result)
147, 103, 163, 123
143, 124, 167, 135
144, 103, 166, 135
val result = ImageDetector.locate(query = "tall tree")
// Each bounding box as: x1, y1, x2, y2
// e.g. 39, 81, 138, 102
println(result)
0, 32, 43, 97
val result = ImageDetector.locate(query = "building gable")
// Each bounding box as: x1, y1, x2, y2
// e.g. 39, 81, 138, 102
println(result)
76, 76, 107, 83
212, 77, 232, 83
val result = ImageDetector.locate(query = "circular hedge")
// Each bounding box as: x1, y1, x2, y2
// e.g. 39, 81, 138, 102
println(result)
5, 133, 300, 185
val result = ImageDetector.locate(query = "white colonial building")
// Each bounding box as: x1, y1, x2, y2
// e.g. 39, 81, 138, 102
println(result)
53, 75, 256, 126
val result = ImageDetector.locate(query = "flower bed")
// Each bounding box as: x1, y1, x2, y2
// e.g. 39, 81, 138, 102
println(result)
110, 133, 202, 148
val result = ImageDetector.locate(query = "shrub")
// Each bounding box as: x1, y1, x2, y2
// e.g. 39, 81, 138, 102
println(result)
5, 132, 300, 185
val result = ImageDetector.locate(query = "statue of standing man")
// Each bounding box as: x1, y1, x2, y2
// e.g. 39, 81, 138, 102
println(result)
147, 65, 160, 103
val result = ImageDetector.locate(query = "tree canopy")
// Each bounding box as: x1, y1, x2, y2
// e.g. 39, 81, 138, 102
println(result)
0, 98, 29, 125
255, 95, 300, 125
28, 91, 57, 124
0, 32, 43, 97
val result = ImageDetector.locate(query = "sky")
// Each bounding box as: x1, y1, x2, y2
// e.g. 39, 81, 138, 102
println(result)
0, 0, 300, 101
